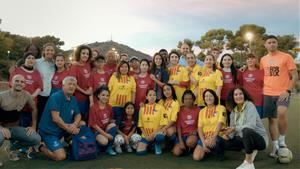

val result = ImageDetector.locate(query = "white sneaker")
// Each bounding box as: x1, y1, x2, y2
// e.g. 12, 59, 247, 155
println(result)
269, 148, 278, 158
4, 147, 20, 161
0, 162, 3, 167
9, 151, 20, 161
236, 161, 255, 169
132, 143, 138, 150
251, 150, 258, 162
115, 145, 122, 154
126, 145, 133, 153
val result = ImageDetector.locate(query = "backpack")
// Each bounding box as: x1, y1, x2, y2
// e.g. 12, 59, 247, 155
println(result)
69, 126, 98, 160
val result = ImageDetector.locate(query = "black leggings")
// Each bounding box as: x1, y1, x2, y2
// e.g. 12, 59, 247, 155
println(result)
225, 128, 266, 154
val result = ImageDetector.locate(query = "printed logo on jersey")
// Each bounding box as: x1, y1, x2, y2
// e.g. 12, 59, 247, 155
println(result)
53, 141, 60, 148
83, 69, 90, 78
25, 75, 34, 85
268, 60, 274, 65
222, 112, 226, 117
266, 66, 280, 76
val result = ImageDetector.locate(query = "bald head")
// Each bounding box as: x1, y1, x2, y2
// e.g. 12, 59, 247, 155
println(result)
11, 74, 26, 92
12, 74, 24, 81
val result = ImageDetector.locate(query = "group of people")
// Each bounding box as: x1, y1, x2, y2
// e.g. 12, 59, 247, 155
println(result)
0, 35, 298, 169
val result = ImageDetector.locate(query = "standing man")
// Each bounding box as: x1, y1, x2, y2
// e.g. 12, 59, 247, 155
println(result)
104, 50, 117, 77
179, 43, 204, 67
260, 35, 298, 157
38, 76, 82, 161
211, 48, 221, 65
159, 49, 169, 66
0, 75, 41, 166
129, 56, 140, 77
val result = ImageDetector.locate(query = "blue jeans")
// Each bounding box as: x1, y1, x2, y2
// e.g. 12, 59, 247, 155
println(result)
112, 107, 124, 126
197, 136, 225, 156
0, 126, 41, 150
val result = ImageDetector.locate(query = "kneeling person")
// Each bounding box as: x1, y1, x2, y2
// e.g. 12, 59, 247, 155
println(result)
173, 90, 199, 156
39, 76, 82, 161
115, 102, 140, 153
136, 89, 168, 155
193, 89, 227, 161
88, 85, 117, 156
223, 87, 268, 169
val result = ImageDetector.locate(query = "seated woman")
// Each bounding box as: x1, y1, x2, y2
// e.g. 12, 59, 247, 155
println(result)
193, 89, 227, 161
115, 102, 140, 153
88, 85, 117, 156
173, 90, 199, 156
136, 89, 168, 155
159, 84, 180, 143
223, 87, 268, 169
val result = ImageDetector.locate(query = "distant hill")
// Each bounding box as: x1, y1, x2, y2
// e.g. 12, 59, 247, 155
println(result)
67, 41, 151, 60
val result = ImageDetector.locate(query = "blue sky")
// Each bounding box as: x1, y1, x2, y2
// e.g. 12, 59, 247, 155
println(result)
0, 0, 299, 55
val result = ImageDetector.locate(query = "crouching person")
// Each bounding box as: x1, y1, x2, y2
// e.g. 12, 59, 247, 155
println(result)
193, 89, 227, 161
223, 87, 268, 169
136, 89, 168, 155
38, 76, 83, 161
173, 90, 199, 156
115, 102, 140, 153
88, 85, 117, 156
0, 75, 41, 166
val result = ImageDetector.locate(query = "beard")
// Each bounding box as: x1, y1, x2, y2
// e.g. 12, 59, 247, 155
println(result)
13, 87, 23, 92
13, 86, 23, 92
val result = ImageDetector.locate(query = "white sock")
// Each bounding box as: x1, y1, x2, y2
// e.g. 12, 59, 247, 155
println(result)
272, 140, 279, 151
278, 135, 286, 146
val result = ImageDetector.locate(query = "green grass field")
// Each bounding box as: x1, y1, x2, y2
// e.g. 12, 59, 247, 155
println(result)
0, 96, 299, 169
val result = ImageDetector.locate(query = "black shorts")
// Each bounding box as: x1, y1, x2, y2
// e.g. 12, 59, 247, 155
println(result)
263, 95, 290, 118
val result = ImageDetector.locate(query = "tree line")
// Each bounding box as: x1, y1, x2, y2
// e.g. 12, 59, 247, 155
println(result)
0, 21, 298, 80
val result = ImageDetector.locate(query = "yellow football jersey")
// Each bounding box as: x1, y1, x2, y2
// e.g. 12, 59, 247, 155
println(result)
138, 103, 168, 137
187, 64, 203, 94
168, 65, 189, 105
108, 74, 136, 107
197, 69, 223, 106
158, 99, 180, 123
198, 105, 227, 138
